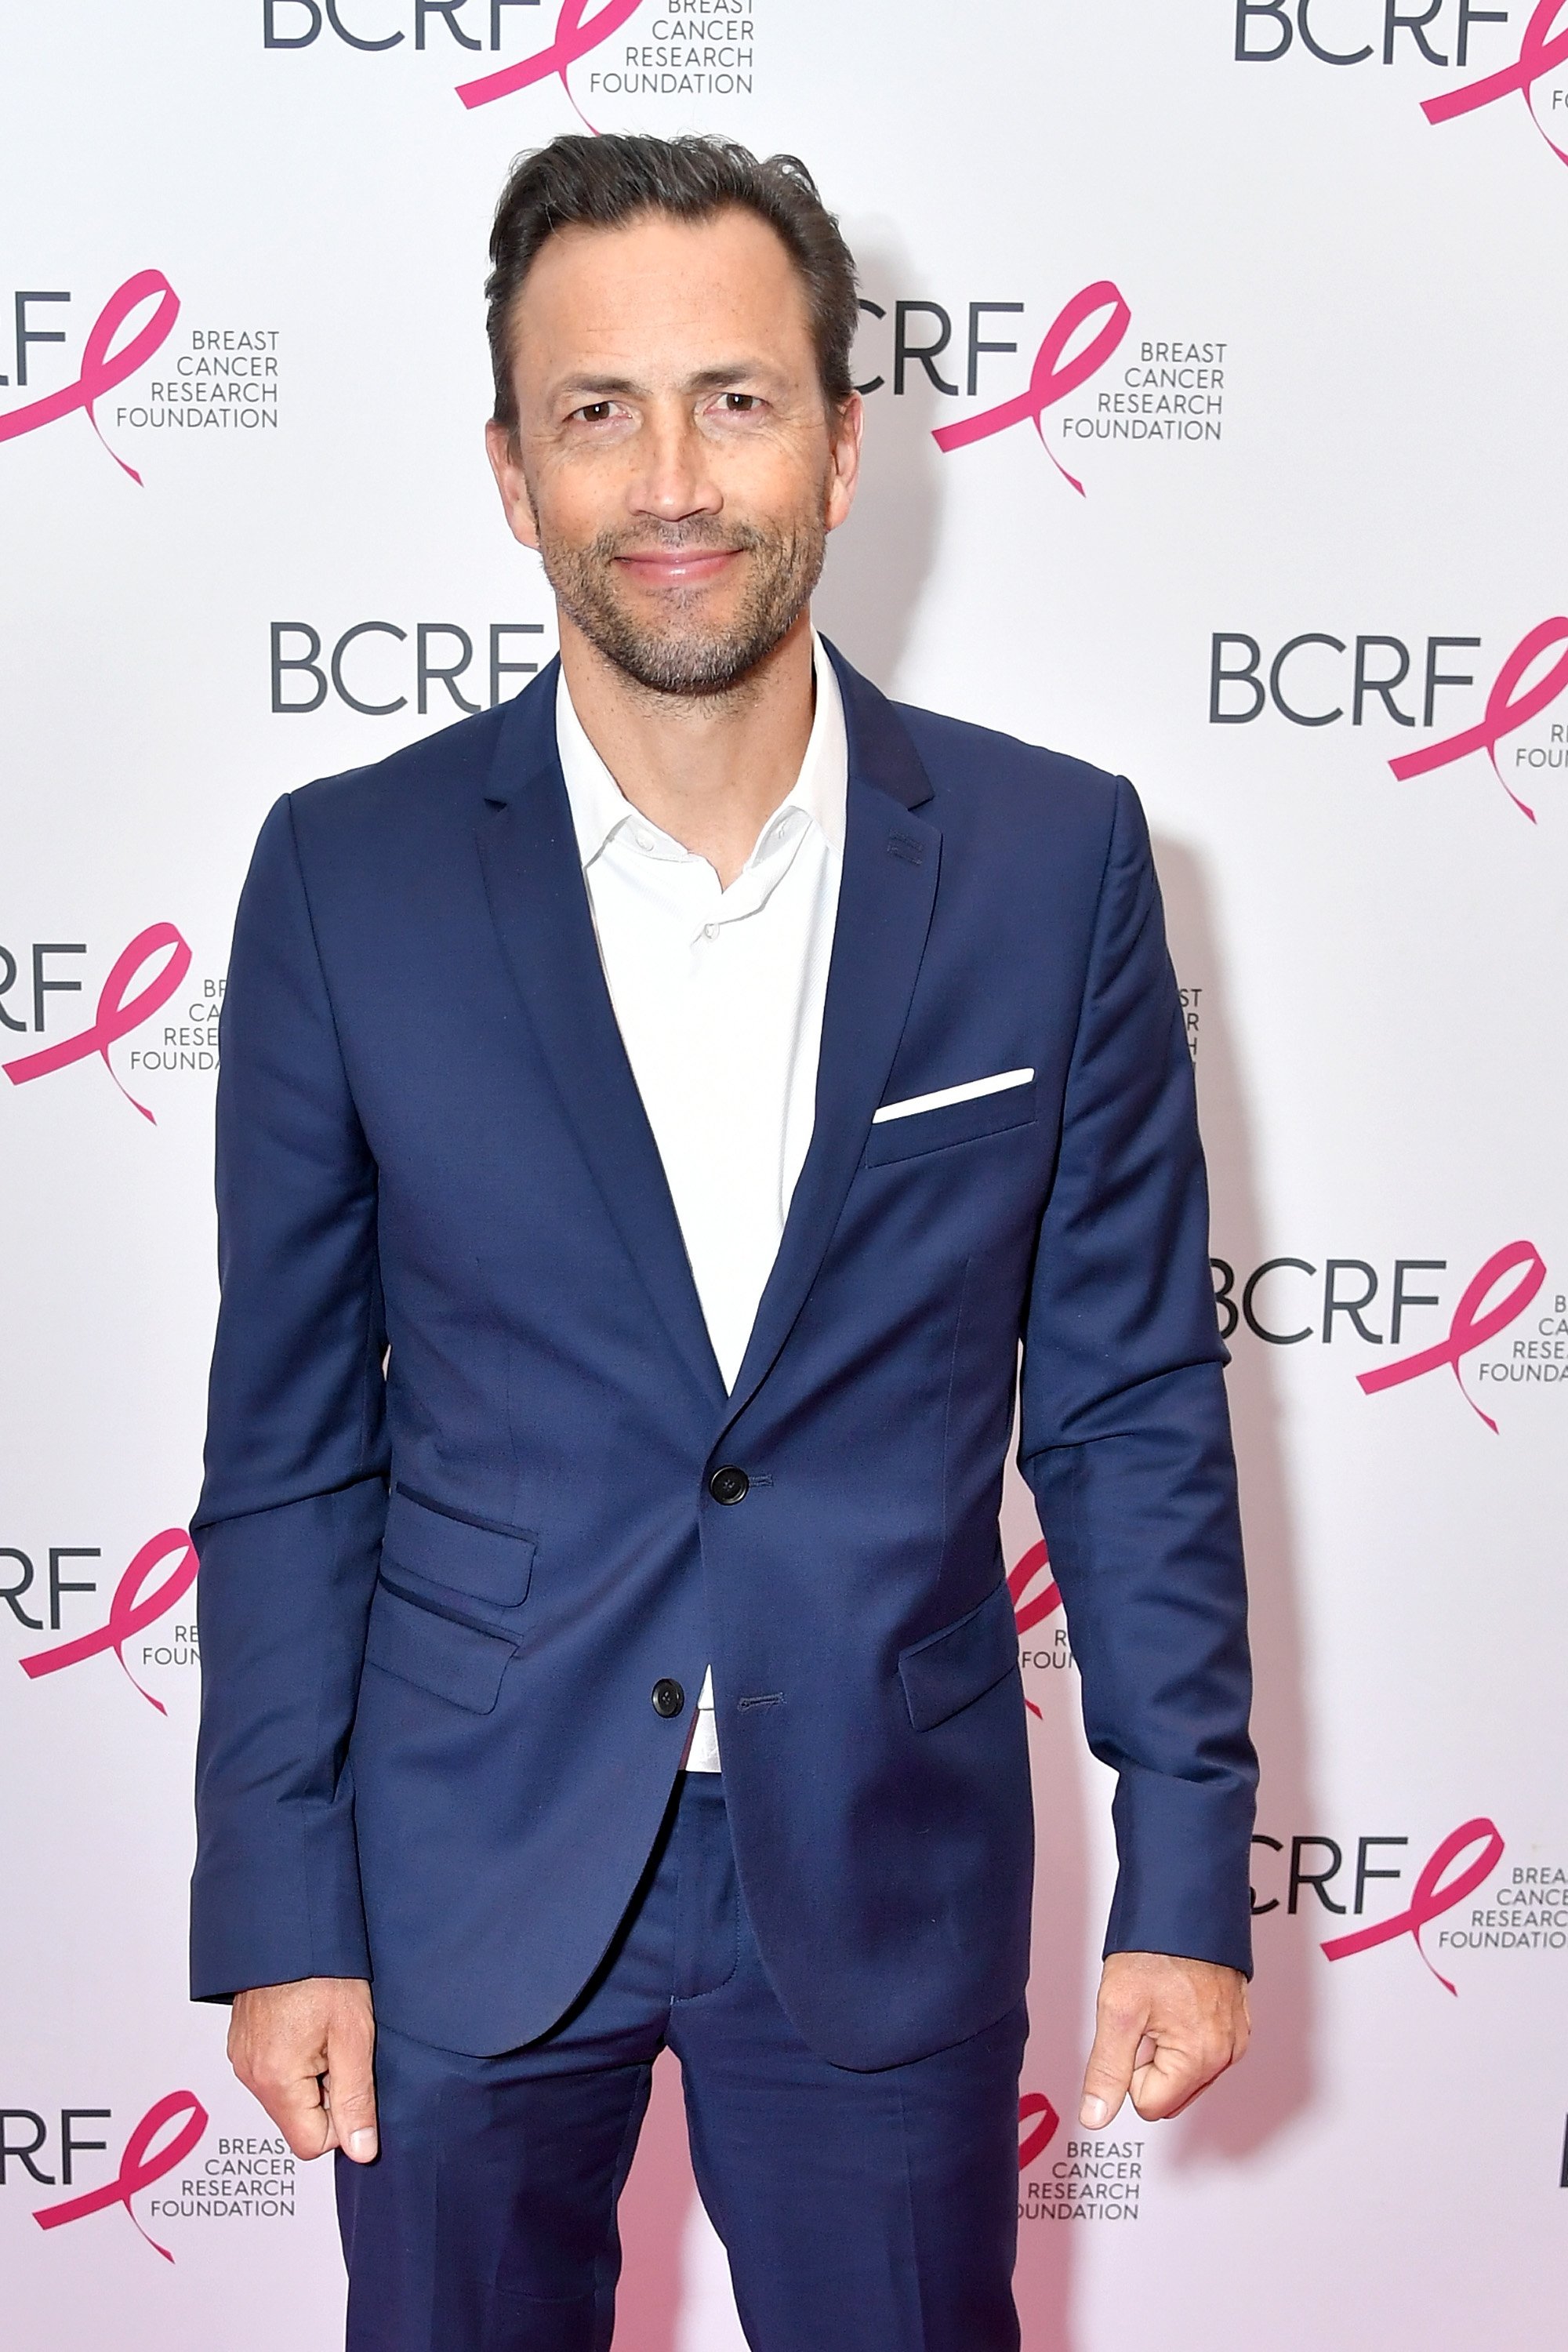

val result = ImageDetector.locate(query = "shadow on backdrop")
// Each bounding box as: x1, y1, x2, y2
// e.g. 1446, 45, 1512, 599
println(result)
1152, 835, 1319, 2166
1003, 1469, 1087, 2352
814, 230, 945, 692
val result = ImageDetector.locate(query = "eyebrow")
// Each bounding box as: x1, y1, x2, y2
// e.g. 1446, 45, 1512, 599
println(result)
550, 360, 786, 405
552, 374, 642, 403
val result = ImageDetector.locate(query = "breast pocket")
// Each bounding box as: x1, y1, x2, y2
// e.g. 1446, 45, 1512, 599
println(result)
862, 1078, 1038, 1168
381, 1483, 537, 1610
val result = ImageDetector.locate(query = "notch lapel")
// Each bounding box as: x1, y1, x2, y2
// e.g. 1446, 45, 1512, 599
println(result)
721, 648, 942, 1432
474, 665, 727, 1416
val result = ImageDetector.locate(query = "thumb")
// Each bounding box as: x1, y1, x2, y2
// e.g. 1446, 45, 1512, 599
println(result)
323, 2019, 379, 2165
1079, 2004, 1152, 2131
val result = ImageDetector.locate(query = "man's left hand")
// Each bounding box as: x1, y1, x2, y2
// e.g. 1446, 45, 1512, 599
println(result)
1078, 1951, 1250, 2127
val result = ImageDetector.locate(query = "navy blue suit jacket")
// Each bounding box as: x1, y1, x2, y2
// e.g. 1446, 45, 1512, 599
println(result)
190, 644, 1255, 2069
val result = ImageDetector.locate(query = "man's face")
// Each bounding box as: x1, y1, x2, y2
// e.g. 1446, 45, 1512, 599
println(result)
485, 207, 861, 696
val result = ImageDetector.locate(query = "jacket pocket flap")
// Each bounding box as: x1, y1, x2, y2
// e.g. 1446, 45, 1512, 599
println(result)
382, 1483, 536, 1608
898, 1580, 1019, 1732
363, 1581, 516, 1714
863, 1080, 1036, 1168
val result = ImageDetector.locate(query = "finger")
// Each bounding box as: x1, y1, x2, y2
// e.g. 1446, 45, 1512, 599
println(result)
227, 2018, 333, 2162
324, 2017, 379, 2164
1161, 2060, 1233, 2121
1152, 2007, 1250, 2118
1130, 2034, 1230, 2122
250, 2061, 336, 2161
1079, 1997, 1146, 2129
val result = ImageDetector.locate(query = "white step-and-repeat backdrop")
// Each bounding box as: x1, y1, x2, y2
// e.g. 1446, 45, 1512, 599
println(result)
4, 5, 1566, 2347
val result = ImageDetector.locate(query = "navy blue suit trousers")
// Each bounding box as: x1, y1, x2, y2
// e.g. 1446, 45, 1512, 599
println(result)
337, 1774, 1026, 2352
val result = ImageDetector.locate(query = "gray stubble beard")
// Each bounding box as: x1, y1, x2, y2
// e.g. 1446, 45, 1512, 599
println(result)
537, 505, 828, 699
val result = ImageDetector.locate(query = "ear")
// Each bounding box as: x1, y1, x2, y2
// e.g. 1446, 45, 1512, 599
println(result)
485, 418, 540, 553
825, 391, 864, 534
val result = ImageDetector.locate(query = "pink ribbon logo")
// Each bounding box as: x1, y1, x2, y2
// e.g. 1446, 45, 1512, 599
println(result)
1423, 0, 1568, 169
2, 921, 192, 1123
0, 270, 180, 485
1322, 1818, 1504, 1994
1388, 619, 1568, 822
20, 1530, 198, 1714
456, 0, 645, 125
1358, 1240, 1546, 1432
1008, 1537, 1063, 1720
1018, 2092, 1062, 2171
34, 2090, 209, 2262
932, 282, 1132, 494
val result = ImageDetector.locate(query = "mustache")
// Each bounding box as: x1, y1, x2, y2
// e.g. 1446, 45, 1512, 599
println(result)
584, 520, 774, 561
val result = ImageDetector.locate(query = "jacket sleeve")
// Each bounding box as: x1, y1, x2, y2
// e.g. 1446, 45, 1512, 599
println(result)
1019, 775, 1257, 1975
189, 791, 388, 2002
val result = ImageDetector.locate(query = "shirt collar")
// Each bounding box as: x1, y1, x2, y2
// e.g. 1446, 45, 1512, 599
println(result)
555, 632, 848, 875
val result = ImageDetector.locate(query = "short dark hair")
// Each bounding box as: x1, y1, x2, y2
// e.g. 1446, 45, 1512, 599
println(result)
485, 132, 860, 439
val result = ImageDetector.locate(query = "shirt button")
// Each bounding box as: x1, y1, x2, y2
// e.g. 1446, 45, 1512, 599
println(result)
703, 923, 720, 940
652, 1678, 686, 1719
708, 1465, 750, 1505
636, 829, 655, 852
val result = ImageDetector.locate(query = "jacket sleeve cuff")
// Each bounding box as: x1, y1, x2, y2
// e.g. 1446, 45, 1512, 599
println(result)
1102, 1765, 1256, 1977
189, 1802, 371, 2002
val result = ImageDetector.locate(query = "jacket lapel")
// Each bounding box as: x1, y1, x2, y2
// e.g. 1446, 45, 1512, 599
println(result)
720, 646, 942, 1432
474, 663, 728, 1416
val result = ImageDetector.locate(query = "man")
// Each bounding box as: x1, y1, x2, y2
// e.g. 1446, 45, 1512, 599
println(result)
191, 134, 1255, 2352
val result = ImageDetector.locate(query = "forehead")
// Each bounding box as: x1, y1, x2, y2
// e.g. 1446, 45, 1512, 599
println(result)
508, 207, 815, 386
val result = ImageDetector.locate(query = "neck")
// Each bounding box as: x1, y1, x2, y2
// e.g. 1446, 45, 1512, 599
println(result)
556, 609, 817, 890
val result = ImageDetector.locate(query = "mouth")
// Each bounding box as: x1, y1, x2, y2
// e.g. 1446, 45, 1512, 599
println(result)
612, 547, 743, 590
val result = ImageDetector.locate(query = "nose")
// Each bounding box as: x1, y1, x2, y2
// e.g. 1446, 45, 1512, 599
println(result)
626, 400, 723, 526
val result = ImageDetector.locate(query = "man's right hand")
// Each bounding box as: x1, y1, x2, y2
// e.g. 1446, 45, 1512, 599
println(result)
227, 1976, 379, 2163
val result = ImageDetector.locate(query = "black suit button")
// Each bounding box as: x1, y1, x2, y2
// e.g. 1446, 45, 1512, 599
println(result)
652, 1679, 686, 1719
708, 1465, 750, 1505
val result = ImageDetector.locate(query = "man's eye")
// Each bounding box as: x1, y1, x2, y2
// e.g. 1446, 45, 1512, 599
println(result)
574, 402, 615, 423
721, 393, 760, 412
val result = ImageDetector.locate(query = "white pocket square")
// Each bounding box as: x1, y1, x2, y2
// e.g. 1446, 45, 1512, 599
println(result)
871, 1068, 1035, 1125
